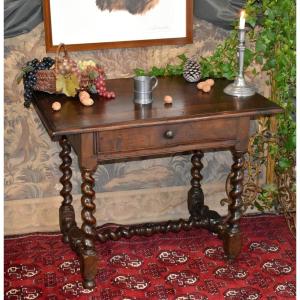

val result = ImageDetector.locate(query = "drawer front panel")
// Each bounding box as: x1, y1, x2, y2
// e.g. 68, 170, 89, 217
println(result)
96, 118, 238, 155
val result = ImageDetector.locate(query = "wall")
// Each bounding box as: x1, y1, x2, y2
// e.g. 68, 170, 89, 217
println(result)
4, 19, 262, 234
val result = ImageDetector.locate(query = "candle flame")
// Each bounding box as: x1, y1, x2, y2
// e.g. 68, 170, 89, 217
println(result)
241, 10, 246, 18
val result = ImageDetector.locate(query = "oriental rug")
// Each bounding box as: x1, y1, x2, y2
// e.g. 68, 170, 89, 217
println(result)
4, 215, 296, 299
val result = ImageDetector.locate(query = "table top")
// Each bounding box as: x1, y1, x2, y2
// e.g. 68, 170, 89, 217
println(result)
32, 77, 283, 138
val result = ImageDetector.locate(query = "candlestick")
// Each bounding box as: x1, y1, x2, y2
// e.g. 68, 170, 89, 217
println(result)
224, 28, 256, 97
239, 10, 246, 29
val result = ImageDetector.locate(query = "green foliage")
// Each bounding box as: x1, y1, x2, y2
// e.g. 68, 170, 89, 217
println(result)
199, 32, 238, 80
256, 184, 278, 211
245, 0, 296, 179
134, 54, 187, 77
237, 0, 295, 210
135, 0, 296, 211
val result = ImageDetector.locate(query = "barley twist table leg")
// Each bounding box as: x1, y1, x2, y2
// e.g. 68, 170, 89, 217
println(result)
224, 150, 245, 259
188, 150, 209, 218
187, 150, 221, 231
59, 136, 76, 243
80, 168, 98, 289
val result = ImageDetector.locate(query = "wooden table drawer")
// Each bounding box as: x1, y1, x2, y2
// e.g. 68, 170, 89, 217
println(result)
96, 118, 238, 156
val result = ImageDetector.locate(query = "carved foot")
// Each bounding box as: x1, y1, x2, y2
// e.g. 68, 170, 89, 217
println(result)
223, 231, 242, 259
81, 252, 98, 289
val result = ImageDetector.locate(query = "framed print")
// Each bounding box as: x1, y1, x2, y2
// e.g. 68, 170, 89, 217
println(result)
43, 0, 193, 52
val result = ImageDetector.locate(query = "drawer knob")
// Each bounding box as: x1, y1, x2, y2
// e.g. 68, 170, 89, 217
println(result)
164, 130, 174, 139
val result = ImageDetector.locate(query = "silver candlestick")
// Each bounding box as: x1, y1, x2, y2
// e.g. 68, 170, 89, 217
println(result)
224, 29, 256, 97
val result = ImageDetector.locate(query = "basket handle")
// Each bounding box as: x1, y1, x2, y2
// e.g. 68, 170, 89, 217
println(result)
55, 43, 69, 72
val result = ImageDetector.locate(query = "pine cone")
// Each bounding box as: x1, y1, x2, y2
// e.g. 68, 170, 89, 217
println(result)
183, 58, 201, 83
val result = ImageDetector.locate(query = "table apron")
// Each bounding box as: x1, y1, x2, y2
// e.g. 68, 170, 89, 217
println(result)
68, 117, 250, 168
97, 118, 238, 159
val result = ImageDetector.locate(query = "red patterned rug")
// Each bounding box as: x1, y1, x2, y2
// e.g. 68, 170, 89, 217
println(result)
4, 215, 296, 299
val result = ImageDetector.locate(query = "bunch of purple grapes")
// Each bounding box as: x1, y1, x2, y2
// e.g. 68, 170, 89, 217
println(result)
23, 57, 55, 108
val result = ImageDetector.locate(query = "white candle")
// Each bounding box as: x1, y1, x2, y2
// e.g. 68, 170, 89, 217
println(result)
239, 10, 246, 29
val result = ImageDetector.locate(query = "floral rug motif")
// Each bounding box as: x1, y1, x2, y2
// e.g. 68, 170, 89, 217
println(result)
4, 215, 296, 299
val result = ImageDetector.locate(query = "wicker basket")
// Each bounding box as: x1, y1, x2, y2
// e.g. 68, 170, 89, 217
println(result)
34, 44, 89, 94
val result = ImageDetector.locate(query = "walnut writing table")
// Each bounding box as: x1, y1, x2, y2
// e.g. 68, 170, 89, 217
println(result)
32, 77, 282, 289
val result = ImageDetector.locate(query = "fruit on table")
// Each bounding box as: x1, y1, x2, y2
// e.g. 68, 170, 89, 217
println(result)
22, 57, 55, 108
57, 57, 80, 79
95, 74, 116, 99
52, 101, 61, 111
78, 60, 96, 71
206, 79, 215, 87
79, 91, 94, 106
197, 81, 205, 90
202, 85, 211, 93
164, 95, 173, 104
197, 78, 214, 93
